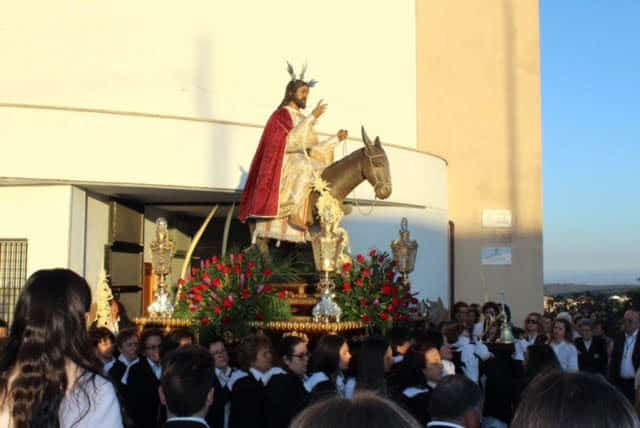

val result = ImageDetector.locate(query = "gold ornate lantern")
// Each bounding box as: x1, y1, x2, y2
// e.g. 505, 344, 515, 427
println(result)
390, 218, 418, 283
147, 217, 176, 318
310, 215, 344, 323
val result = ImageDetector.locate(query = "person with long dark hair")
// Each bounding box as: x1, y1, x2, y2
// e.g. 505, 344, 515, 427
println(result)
354, 336, 393, 396
550, 319, 578, 372
264, 335, 310, 428
391, 337, 443, 424
305, 335, 352, 402
0, 268, 123, 427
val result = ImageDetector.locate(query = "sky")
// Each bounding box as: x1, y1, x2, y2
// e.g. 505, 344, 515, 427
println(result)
541, 1, 640, 284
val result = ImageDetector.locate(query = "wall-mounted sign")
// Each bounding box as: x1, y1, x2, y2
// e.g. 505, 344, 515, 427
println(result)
482, 210, 512, 228
481, 246, 512, 265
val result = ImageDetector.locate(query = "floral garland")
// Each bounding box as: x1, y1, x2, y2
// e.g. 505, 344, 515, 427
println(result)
172, 250, 292, 337
333, 249, 417, 334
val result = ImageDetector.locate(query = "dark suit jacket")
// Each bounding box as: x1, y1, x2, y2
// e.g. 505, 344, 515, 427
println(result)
229, 373, 266, 428
265, 369, 309, 428
308, 378, 338, 404
127, 357, 163, 428
205, 368, 233, 428
576, 336, 608, 375
609, 332, 640, 383
163, 420, 208, 428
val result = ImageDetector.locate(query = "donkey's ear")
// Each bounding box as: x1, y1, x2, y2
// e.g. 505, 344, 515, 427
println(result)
361, 126, 373, 149
374, 136, 381, 147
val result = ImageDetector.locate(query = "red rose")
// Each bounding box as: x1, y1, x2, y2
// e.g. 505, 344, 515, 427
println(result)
356, 254, 365, 264
223, 296, 234, 309
212, 278, 222, 289
361, 314, 370, 324
233, 265, 242, 275
391, 260, 398, 267
379, 312, 389, 321
255, 311, 264, 321
362, 269, 370, 278
369, 249, 377, 258
190, 286, 201, 295
382, 285, 394, 296
193, 294, 203, 303
378, 255, 385, 263
264, 284, 273, 293
360, 298, 369, 308
213, 306, 221, 315
212, 256, 219, 264
236, 254, 244, 264
190, 305, 198, 313
387, 304, 396, 313
191, 267, 198, 276
248, 260, 256, 269
262, 269, 272, 278
215, 263, 223, 271
201, 316, 209, 325
205, 260, 211, 268
355, 278, 364, 287
277, 290, 287, 300
177, 278, 185, 286
245, 270, 253, 280
202, 273, 210, 282
392, 297, 402, 307
342, 283, 352, 294
241, 289, 250, 300
222, 316, 230, 324
342, 263, 352, 273
223, 266, 231, 275
386, 270, 394, 279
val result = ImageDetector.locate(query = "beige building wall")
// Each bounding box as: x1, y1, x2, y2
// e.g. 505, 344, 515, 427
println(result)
416, 0, 543, 323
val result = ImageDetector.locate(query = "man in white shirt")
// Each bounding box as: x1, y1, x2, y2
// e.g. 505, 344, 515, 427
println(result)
160, 345, 214, 428
610, 310, 640, 403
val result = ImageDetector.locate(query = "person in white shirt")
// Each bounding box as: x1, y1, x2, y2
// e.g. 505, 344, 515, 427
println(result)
453, 330, 493, 383
549, 319, 579, 372
612, 309, 640, 403
160, 345, 214, 428
0, 269, 123, 427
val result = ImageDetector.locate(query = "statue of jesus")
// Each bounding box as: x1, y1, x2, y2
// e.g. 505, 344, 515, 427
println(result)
239, 65, 348, 243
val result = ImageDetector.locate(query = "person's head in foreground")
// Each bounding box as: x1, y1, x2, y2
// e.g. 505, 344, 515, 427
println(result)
289, 391, 423, 428
511, 370, 640, 428
428, 374, 483, 428
160, 345, 215, 420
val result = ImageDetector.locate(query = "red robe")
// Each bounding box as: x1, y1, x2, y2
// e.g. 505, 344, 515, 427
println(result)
239, 108, 293, 222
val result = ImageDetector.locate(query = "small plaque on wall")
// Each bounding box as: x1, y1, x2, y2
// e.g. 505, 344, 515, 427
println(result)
482, 210, 512, 228
481, 247, 512, 265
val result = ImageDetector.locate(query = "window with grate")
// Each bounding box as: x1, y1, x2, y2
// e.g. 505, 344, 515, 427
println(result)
0, 240, 28, 326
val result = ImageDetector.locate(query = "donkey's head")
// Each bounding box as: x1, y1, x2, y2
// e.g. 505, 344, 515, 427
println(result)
361, 126, 392, 199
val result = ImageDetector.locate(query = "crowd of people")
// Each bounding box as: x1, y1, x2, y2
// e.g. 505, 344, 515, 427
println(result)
1, 268, 640, 428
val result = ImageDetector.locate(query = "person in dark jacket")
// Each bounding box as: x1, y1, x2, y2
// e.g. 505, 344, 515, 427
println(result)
160, 345, 213, 428
305, 335, 352, 402
205, 336, 235, 428
576, 319, 608, 376
228, 334, 273, 428
265, 335, 310, 428
127, 328, 165, 428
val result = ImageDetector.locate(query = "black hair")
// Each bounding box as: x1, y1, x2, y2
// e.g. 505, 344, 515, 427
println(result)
89, 326, 116, 347
236, 334, 272, 371
277, 335, 305, 367
161, 345, 214, 417
279, 79, 309, 108
525, 345, 561, 382
310, 335, 347, 377
0, 269, 105, 428
429, 375, 483, 421
512, 371, 640, 428
355, 336, 389, 394
116, 327, 139, 349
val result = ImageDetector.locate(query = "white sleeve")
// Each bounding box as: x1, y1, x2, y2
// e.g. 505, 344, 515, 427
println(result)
60, 376, 123, 428
567, 345, 579, 373
513, 339, 527, 361
285, 115, 316, 153
474, 342, 494, 361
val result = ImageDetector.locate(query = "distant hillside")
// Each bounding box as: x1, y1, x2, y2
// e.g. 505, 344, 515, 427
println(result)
544, 283, 640, 297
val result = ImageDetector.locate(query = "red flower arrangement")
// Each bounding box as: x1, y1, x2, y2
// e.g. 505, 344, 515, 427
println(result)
334, 250, 415, 334
173, 250, 292, 336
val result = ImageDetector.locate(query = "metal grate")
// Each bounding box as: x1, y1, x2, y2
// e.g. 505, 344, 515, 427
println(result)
0, 240, 28, 326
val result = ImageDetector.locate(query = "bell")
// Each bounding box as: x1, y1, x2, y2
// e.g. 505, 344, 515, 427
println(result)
498, 320, 515, 344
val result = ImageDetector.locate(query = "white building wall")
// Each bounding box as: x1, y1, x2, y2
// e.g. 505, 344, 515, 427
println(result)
0, 186, 73, 276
